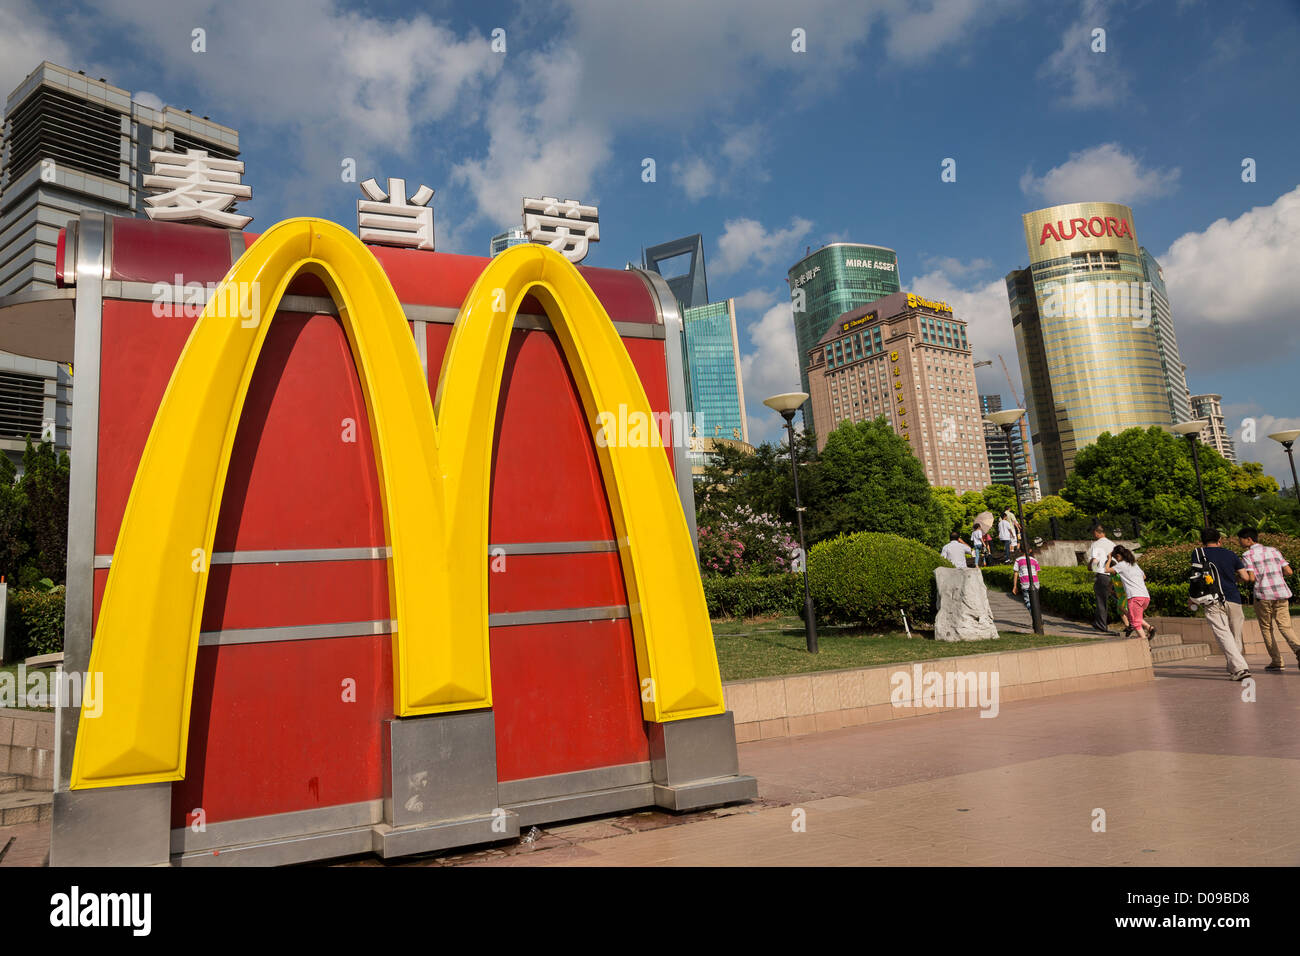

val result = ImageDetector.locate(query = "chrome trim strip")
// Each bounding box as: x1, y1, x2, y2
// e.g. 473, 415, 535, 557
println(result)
498, 761, 651, 806
227, 229, 245, 266
62, 221, 78, 287
99, 282, 664, 339
91, 540, 619, 568
487, 605, 629, 628
634, 267, 698, 550
198, 619, 394, 647
171, 799, 382, 854
55, 211, 106, 792
413, 318, 428, 376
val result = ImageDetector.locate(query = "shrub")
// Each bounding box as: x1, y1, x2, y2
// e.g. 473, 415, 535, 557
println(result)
808, 532, 945, 628
697, 506, 799, 577
6, 585, 65, 657
703, 573, 801, 619
980, 566, 1193, 618
1139, 534, 1300, 588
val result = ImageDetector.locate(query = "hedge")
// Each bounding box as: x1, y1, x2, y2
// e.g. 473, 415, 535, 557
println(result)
981, 565, 1193, 618
1140, 534, 1300, 588
5, 586, 65, 657
807, 532, 945, 629
703, 573, 802, 619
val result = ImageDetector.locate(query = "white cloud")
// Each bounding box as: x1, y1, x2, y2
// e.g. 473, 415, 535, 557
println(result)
714, 216, 814, 276
1020, 143, 1180, 205
1234, 415, 1300, 486
1039, 0, 1131, 108
1159, 185, 1300, 373
733, 287, 779, 313
886, 0, 1019, 61
739, 299, 804, 443
909, 261, 1022, 401
131, 90, 164, 111
672, 156, 717, 201
0, 1, 84, 98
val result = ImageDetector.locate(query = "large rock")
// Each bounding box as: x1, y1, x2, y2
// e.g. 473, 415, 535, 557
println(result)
933, 568, 999, 642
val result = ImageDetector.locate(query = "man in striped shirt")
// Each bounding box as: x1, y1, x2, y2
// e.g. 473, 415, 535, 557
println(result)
1238, 528, 1299, 672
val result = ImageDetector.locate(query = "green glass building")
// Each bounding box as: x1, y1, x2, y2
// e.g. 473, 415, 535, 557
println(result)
681, 299, 748, 466
788, 243, 900, 433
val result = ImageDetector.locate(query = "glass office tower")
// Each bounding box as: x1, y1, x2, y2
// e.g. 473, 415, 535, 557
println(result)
788, 243, 900, 433
1138, 245, 1193, 425
681, 299, 748, 466
1010, 202, 1173, 495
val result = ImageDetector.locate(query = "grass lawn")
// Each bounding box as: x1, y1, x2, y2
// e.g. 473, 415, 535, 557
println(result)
0, 662, 56, 712
713, 615, 1083, 681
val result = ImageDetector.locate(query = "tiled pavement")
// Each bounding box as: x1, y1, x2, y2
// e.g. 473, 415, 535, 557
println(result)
6, 649, 1295, 868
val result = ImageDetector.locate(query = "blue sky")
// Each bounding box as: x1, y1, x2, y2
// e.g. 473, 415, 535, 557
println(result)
4, 0, 1299, 476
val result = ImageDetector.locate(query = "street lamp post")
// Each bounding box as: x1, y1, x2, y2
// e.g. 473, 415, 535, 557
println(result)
763, 392, 818, 654
1169, 420, 1211, 529
1267, 429, 1300, 507
985, 408, 1042, 635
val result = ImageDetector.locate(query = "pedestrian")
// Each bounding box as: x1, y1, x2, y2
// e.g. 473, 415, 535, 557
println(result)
1188, 528, 1252, 681
1106, 545, 1153, 641
1237, 527, 1299, 672
941, 531, 975, 569
998, 512, 1015, 562
1087, 524, 1114, 633
971, 522, 985, 568
1011, 544, 1040, 612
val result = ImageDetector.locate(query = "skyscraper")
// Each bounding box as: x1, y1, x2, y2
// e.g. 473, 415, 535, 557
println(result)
1139, 246, 1193, 425
681, 298, 748, 466
1009, 202, 1174, 495
1191, 393, 1236, 464
788, 243, 901, 433
980, 393, 1033, 499
490, 228, 529, 256
642, 234, 708, 309
0, 61, 240, 297
806, 291, 990, 493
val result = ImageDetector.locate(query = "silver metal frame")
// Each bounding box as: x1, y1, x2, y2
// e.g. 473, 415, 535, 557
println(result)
632, 267, 698, 548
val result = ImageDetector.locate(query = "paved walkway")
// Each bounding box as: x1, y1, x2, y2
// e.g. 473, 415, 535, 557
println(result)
7, 650, 1295, 868
985, 586, 1105, 639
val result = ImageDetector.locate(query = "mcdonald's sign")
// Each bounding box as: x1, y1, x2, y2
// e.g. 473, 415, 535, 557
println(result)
50, 213, 754, 865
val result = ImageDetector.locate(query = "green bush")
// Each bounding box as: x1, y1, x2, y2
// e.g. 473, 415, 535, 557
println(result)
703, 573, 801, 619
6, 585, 65, 657
807, 532, 945, 628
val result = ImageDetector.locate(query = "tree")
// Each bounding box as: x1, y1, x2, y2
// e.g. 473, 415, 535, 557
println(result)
1231, 460, 1279, 498
812, 419, 948, 547
931, 486, 967, 534
1062, 426, 1233, 530
981, 483, 1017, 517
1025, 494, 1076, 522
20, 438, 70, 582
0, 454, 27, 581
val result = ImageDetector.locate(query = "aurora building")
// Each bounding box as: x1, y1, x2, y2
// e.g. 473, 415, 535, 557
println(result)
788, 243, 900, 432
1007, 202, 1189, 496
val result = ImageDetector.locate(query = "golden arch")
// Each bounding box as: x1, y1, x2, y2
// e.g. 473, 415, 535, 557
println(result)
72, 219, 723, 790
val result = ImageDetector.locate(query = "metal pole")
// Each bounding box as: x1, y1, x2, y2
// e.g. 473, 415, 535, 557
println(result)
1286, 442, 1300, 508
1186, 434, 1209, 529
1005, 423, 1042, 634
784, 413, 818, 654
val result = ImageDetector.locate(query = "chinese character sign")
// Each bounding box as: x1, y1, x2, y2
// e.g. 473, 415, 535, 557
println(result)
143, 149, 252, 229
358, 177, 435, 250
521, 196, 599, 263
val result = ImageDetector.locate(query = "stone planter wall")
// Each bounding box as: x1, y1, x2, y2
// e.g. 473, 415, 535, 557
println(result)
0, 708, 55, 790
722, 638, 1154, 743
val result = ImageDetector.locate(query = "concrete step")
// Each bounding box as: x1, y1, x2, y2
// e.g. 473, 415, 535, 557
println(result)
0, 774, 20, 795
0, 788, 52, 826
1152, 642, 1212, 664
1150, 632, 1184, 648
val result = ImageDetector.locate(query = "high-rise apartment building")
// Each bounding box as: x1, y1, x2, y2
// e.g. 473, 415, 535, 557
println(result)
1008, 202, 1175, 496
1191, 393, 1236, 464
788, 243, 901, 433
1, 61, 240, 297
806, 291, 990, 493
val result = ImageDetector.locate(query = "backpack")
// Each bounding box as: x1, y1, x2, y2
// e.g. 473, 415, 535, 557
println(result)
1188, 547, 1225, 606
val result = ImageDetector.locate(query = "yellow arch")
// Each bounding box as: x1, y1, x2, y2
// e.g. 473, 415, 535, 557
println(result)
72, 220, 723, 791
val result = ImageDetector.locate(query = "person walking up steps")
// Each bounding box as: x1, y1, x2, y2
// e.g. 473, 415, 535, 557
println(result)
1106, 545, 1153, 641
1237, 527, 1299, 672
1189, 528, 1252, 681
942, 531, 975, 568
